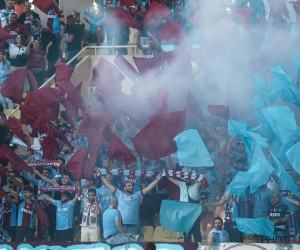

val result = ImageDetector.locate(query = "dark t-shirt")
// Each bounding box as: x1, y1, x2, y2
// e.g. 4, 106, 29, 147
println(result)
27, 48, 46, 69
268, 204, 290, 229
67, 24, 84, 51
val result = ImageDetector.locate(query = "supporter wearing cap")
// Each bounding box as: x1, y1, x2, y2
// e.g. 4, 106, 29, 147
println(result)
42, 182, 79, 241
15, 186, 38, 242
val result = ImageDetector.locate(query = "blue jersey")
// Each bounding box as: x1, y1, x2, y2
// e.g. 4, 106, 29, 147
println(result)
54, 200, 74, 230
103, 205, 121, 238
17, 200, 35, 228
114, 189, 143, 225
97, 185, 115, 213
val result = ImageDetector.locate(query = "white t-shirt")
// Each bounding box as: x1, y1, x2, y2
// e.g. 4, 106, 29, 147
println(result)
178, 182, 201, 203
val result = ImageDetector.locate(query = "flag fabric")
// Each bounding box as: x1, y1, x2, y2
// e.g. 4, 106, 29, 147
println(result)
40, 123, 61, 159
132, 57, 158, 74
131, 110, 186, 160
258, 106, 298, 145
225, 171, 254, 197
230, 7, 254, 27
147, 87, 169, 114
4, 118, 31, 150
286, 142, 300, 175
143, 1, 170, 26
57, 80, 87, 112
33, 201, 50, 232
120, 0, 136, 6
268, 65, 300, 107
129, 7, 147, 18
1, 68, 28, 105
0, 166, 8, 176
0, 27, 14, 43
251, 74, 269, 109
174, 129, 214, 167
102, 8, 142, 30
270, 151, 298, 196
60, 98, 76, 127
114, 54, 139, 81
160, 200, 202, 234
208, 105, 230, 120
186, 90, 206, 122
0, 144, 32, 173
83, 150, 98, 180
158, 21, 187, 44
78, 110, 107, 154
248, 144, 274, 193
54, 62, 75, 82
91, 58, 125, 87
65, 148, 88, 181
108, 135, 136, 165
32, 0, 53, 12
234, 218, 275, 237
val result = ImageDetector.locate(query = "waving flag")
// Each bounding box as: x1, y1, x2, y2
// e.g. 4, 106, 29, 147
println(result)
270, 151, 298, 195
234, 218, 274, 237
174, 129, 214, 167
160, 200, 202, 234
248, 144, 274, 193
251, 74, 269, 109
225, 171, 254, 196
286, 142, 300, 175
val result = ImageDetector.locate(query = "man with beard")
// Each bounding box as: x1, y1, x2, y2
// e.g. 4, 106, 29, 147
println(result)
0, 0, 14, 28
4, 12, 30, 43
268, 192, 291, 239
80, 188, 101, 242
167, 175, 205, 242
99, 172, 162, 235
207, 217, 229, 244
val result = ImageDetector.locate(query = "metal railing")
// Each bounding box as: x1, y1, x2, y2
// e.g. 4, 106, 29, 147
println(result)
7, 45, 140, 118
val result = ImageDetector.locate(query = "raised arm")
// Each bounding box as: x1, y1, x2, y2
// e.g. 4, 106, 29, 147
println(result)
25, 41, 32, 56
284, 196, 300, 207
136, 31, 146, 53
204, 198, 226, 207
42, 193, 54, 204
100, 174, 116, 193
21, 170, 39, 187
226, 138, 234, 158
34, 170, 58, 186
142, 176, 160, 196
167, 176, 179, 186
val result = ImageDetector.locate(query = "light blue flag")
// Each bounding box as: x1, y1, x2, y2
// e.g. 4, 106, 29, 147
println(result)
174, 129, 214, 167
66, 243, 111, 250
225, 171, 255, 196
269, 65, 300, 107
160, 200, 202, 234
248, 144, 274, 193
0, 245, 13, 250
228, 120, 268, 150
286, 142, 300, 175
259, 106, 298, 145
34, 246, 63, 250
292, 49, 300, 72
155, 244, 184, 250
270, 151, 298, 196
233, 218, 275, 237
17, 244, 34, 250
251, 74, 269, 109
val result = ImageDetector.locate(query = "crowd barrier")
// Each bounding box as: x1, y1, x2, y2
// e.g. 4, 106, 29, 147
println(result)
0, 242, 299, 250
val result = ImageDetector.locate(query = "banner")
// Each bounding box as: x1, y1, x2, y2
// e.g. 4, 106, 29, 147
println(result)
27, 160, 61, 168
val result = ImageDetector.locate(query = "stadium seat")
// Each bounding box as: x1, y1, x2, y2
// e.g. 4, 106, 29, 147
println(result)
4, 109, 20, 119
164, 231, 184, 242
141, 226, 154, 241
151, 226, 171, 242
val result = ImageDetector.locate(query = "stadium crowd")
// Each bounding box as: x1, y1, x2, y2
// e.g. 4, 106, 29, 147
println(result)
0, 0, 299, 246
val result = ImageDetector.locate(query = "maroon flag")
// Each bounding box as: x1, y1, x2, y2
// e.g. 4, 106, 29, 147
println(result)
0, 144, 32, 173
32, 0, 53, 12
49, 123, 69, 143
120, 0, 137, 6
147, 87, 169, 114
143, 1, 170, 26
0, 166, 8, 176
20, 105, 42, 129
102, 8, 141, 30
1, 68, 27, 105
0, 186, 7, 198
208, 104, 230, 120
158, 20, 187, 44
40, 123, 60, 159
0, 27, 14, 43
54, 62, 75, 82
5, 118, 31, 150
78, 110, 107, 153
98, 96, 118, 126
57, 80, 87, 112
187, 90, 206, 122
33, 201, 50, 232
83, 150, 98, 180
131, 110, 186, 159
114, 54, 139, 81
61, 98, 76, 127
132, 57, 158, 74
91, 58, 125, 87
108, 135, 136, 165
65, 148, 88, 181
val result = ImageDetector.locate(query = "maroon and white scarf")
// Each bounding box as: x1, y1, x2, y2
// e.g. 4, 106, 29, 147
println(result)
27, 161, 61, 169
38, 186, 80, 196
